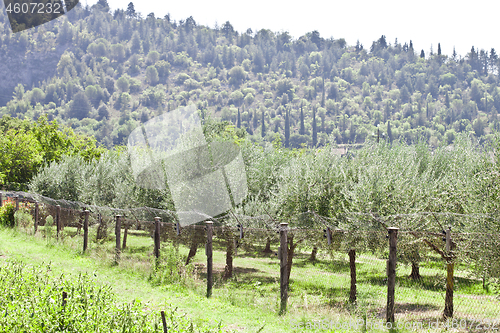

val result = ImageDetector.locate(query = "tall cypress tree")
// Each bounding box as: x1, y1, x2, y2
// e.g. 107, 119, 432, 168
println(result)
285, 107, 290, 148
387, 120, 393, 143
299, 105, 305, 135
126, 2, 136, 18
384, 101, 391, 122
438, 43, 442, 56
312, 105, 317, 147
261, 109, 266, 137
253, 109, 258, 130
237, 108, 241, 128
321, 77, 325, 107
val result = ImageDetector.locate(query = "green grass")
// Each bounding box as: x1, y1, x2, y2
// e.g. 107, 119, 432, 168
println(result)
0, 259, 217, 332
0, 225, 499, 332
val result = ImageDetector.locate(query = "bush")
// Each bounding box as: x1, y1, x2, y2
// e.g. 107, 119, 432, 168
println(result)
149, 243, 195, 287
0, 202, 15, 227
14, 208, 34, 233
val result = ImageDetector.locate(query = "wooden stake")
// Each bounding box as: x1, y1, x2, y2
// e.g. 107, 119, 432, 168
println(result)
14, 195, 19, 212
56, 205, 61, 239
34, 202, 39, 233
122, 222, 128, 249
115, 215, 122, 263
154, 217, 161, 263
161, 310, 168, 332
175, 220, 180, 235
83, 210, 89, 253
206, 221, 213, 298
279, 222, 288, 315
386, 227, 398, 323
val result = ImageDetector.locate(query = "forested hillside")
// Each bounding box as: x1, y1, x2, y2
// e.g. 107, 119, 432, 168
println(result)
1, 0, 500, 148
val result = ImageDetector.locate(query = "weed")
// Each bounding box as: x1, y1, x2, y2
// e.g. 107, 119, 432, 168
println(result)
0, 202, 15, 227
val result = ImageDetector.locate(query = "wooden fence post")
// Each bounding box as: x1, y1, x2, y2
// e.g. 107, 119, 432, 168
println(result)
279, 222, 288, 315
83, 210, 89, 253
161, 310, 168, 333
154, 217, 161, 265
386, 227, 398, 323
206, 221, 213, 298
34, 202, 39, 234
122, 222, 128, 249
174, 220, 180, 236
14, 195, 19, 212
115, 215, 122, 263
443, 227, 454, 319
56, 205, 61, 239
0, 192, 3, 207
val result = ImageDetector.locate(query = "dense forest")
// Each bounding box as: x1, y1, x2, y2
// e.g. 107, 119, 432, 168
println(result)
1, 0, 500, 149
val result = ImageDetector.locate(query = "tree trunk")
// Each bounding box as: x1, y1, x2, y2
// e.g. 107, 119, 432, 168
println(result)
286, 235, 297, 284
185, 238, 199, 265
263, 237, 272, 253
443, 262, 454, 319
96, 214, 107, 241
348, 249, 357, 303
309, 246, 318, 261
122, 223, 128, 249
409, 261, 421, 280
223, 233, 234, 279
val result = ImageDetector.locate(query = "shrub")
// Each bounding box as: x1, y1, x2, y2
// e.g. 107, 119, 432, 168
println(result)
0, 202, 15, 227
149, 243, 195, 287
14, 208, 34, 233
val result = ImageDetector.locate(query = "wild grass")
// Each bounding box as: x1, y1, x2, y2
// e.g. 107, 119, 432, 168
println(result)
1, 221, 499, 332
0, 259, 224, 333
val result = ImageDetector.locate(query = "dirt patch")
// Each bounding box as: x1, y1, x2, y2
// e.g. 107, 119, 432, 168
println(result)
396, 302, 441, 313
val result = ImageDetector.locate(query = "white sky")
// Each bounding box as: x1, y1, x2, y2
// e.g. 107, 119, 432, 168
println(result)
84, 0, 497, 59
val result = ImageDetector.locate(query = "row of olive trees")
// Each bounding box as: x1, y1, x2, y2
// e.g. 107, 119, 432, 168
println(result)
29, 130, 500, 232
29, 147, 174, 211
234, 133, 499, 287
28, 129, 500, 286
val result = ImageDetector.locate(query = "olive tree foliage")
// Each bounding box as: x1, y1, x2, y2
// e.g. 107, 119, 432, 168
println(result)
228, 66, 246, 87
237, 139, 295, 217
145, 65, 159, 85
29, 149, 174, 210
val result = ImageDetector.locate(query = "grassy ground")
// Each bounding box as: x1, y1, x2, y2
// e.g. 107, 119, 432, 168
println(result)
0, 225, 499, 332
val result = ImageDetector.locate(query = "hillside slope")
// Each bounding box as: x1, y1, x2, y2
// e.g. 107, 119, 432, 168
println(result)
1, 3, 499, 148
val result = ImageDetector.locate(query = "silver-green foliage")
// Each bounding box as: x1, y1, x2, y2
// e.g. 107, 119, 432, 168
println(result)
29, 149, 174, 211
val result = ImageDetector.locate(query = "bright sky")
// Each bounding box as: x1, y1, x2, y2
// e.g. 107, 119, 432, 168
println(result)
84, 0, 497, 59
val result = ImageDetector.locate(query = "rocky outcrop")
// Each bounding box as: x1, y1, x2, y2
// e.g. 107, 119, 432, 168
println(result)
0, 42, 70, 106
